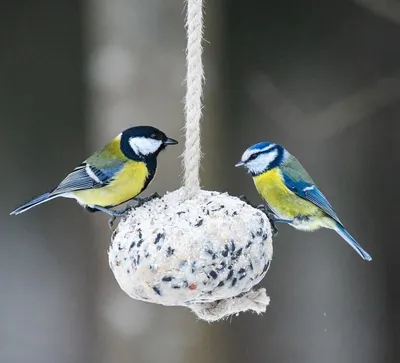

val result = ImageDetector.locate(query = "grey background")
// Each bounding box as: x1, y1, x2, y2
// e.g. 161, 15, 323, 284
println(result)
1, 1, 398, 363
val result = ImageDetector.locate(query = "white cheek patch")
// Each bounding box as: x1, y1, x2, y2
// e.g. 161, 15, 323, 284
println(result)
282, 149, 289, 162
129, 137, 162, 156
247, 150, 278, 174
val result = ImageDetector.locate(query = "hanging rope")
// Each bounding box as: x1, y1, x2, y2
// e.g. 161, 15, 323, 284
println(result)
183, 0, 204, 198
109, 0, 273, 322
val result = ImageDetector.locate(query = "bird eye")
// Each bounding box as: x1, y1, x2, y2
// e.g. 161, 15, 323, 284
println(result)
150, 133, 158, 139
248, 153, 258, 161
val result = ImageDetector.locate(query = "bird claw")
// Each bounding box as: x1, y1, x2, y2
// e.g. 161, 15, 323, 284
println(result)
238, 195, 279, 237
107, 204, 135, 230
269, 220, 279, 237
133, 192, 161, 206
238, 195, 253, 205
107, 193, 161, 230
108, 216, 116, 230
256, 204, 279, 237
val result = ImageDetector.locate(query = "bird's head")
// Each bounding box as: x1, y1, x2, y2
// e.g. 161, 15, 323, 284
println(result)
120, 126, 178, 160
235, 142, 287, 176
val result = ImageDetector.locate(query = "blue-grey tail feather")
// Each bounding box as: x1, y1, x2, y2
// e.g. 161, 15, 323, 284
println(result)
10, 192, 59, 215
335, 223, 372, 261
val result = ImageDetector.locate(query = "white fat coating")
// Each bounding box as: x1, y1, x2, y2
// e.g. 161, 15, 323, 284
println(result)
241, 143, 276, 163
246, 149, 278, 174
129, 137, 162, 156
108, 188, 273, 322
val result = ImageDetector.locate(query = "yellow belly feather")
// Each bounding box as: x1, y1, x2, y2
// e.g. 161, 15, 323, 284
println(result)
72, 161, 149, 207
253, 168, 323, 220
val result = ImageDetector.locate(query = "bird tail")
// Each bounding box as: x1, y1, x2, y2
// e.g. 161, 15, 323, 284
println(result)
334, 222, 372, 261
10, 192, 59, 215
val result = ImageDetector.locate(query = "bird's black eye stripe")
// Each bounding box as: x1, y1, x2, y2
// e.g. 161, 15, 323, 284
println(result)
151, 133, 163, 140
248, 153, 258, 161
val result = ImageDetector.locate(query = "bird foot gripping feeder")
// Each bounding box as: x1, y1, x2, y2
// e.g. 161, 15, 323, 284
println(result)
108, 0, 273, 322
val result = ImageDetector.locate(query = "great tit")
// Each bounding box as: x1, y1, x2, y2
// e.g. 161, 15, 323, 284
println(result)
11, 126, 178, 218
236, 142, 372, 261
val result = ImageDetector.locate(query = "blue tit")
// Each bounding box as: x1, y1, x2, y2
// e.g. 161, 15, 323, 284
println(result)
235, 142, 372, 261
11, 126, 178, 218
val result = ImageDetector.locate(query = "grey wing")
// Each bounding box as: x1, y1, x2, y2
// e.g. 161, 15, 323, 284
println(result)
52, 163, 118, 195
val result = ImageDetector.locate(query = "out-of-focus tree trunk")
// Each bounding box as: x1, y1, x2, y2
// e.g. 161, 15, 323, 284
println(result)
86, 1, 227, 362
0, 1, 94, 363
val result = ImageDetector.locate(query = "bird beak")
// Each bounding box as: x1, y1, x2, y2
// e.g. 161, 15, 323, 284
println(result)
164, 138, 178, 145
235, 161, 245, 167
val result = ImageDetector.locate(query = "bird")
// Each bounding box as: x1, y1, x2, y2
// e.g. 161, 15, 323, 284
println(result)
11, 126, 178, 220
235, 141, 372, 261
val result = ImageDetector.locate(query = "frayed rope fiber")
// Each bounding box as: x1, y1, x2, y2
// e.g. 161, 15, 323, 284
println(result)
108, 0, 273, 322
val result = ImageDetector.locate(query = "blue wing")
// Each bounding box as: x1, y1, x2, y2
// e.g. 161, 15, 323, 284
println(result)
282, 172, 342, 225
52, 163, 123, 195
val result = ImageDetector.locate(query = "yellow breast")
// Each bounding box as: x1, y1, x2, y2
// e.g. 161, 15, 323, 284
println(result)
72, 161, 149, 207
253, 168, 321, 219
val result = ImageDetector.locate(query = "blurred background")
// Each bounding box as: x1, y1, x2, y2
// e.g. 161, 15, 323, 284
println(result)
1, 0, 398, 362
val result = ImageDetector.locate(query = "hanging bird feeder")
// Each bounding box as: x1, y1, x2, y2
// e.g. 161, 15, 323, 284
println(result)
108, 0, 273, 322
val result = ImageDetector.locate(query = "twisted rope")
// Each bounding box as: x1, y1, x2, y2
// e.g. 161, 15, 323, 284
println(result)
183, 0, 204, 198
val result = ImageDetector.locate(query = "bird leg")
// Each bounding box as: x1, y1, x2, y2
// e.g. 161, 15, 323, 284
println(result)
88, 204, 132, 230
238, 195, 279, 236
270, 218, 293, 224
94, 193, 162, 230
132, 192, 161, 206
90, 204, 132, 217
